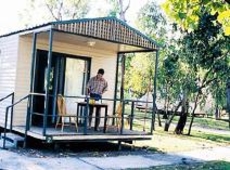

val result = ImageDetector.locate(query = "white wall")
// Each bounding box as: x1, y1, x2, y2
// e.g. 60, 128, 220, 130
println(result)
0, 35, 19, 127
12, 34, 117, 126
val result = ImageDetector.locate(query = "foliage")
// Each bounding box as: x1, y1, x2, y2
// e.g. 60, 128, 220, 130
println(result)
138, 0, 230, 134
181, 11, 230, 109
137, 0, 167, 46
125, 53, 154, 98
106, 0, 130, 21
176, 11, 230, 134
123, 0, 168, 99
162, 0, 230, 36
106, 0, 120, 17
135, 0, 173, 100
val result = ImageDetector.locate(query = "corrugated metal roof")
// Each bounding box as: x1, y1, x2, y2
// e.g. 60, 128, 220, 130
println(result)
0, 17, 159, 50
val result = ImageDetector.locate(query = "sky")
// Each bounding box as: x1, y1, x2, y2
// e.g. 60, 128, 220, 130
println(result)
0, 0, 27, 35
0, 0, 150, 35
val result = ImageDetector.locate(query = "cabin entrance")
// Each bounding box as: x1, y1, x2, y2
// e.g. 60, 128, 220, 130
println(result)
32, 50, 90, 126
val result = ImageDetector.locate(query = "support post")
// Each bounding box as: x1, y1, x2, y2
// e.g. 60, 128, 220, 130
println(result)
30, 33, 37, 93
120, 54, 126, 100
113, 53, 120, 125
43, 29, 53, 136
152, 50, 159, 133
10, 93, 14, 131
29, 32, 37, 130
84, 97, 89, 134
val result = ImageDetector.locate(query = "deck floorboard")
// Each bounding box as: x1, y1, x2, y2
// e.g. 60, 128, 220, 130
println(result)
12, 125, 152, 142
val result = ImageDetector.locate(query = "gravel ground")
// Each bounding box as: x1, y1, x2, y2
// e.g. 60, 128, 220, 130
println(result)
1, 129, 230, 170
7, 140, 156, 158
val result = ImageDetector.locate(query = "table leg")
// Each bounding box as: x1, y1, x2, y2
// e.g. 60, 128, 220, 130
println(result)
103, 106, 108, 133
76, 105, 79, 125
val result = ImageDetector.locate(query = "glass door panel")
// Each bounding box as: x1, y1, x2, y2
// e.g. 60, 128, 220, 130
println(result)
64, 58, 89, 114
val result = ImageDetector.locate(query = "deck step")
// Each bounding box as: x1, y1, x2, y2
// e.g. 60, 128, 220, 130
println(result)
1, 132, 24, 148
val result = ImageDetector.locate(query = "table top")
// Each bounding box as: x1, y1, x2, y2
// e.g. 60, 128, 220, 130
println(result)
77, 102, 108, 107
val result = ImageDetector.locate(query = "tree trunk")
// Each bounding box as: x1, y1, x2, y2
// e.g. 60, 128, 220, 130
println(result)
157, 110, 162, 127
163, 83, 169, 119
175, 92, 188, 134
215, 106, 219, 119
188, 93, 200, 135
174, 103, 188, 134
117, 0, 129, 100
175, 112, 187, 134
118, 0, 130, 22
226, 79, 230, 128
164, 101, 182, 131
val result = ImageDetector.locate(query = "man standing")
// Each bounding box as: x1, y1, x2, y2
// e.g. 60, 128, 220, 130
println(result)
87, 68, 108, 131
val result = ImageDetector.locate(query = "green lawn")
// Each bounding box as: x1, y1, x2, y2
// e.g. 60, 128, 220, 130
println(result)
172, 116, 230, 131
188, 130, 230, 143
126, 106, 230, 131
125, 106, 230, 144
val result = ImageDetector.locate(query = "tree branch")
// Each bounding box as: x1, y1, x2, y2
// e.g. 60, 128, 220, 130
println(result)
57, 1, 64, 21
123, 0, 130, 13
72, 0, 82, 19
45, 3, 59, 21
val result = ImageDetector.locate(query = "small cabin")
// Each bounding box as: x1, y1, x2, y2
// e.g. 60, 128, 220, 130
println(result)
0, 17, 159, 148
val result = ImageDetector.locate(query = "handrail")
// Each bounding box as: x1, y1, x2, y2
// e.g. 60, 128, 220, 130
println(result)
0, 93, 15, 131
0, 92, 14, 103
5, 94, 30, 109
3, 94, 29, 149
0, 93, 15, 129
0, 92, 14, 149
0, 93, 44, 148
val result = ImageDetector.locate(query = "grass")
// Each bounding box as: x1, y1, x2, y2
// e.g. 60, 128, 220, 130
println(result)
126, 107, 230, 151
189, 130, 230, 143
172, 116, 230, 131
128, 110, 230, 170
143, 161, 230, 170
126, 106, 230, 131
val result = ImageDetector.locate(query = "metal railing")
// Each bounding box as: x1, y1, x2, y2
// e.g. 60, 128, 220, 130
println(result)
3, 93, 29, 149
0, 92, 14, 148
2, 93, 46, 148
1, 93, 155, 148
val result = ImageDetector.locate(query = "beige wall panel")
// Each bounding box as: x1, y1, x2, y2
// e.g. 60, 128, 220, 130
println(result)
0, 35, 19, 127
12, 35, 117, 126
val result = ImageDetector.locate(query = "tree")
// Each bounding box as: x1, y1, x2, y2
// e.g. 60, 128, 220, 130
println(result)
159, 0, 230, 135
179, 11, 230, 135
138, 0, 193, 131
45, 0, 89, 21
125, 53, 154, 98
162, 0, 230, 36
20, 0, 90, 27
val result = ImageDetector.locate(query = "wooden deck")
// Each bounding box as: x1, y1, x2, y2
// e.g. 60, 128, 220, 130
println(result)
12, 125, 152, 143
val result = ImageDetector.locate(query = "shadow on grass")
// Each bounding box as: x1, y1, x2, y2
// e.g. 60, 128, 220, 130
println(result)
145, 161, 230, 170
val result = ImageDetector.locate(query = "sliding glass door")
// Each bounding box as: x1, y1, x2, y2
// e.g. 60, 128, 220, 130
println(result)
32, 50, 90, 126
